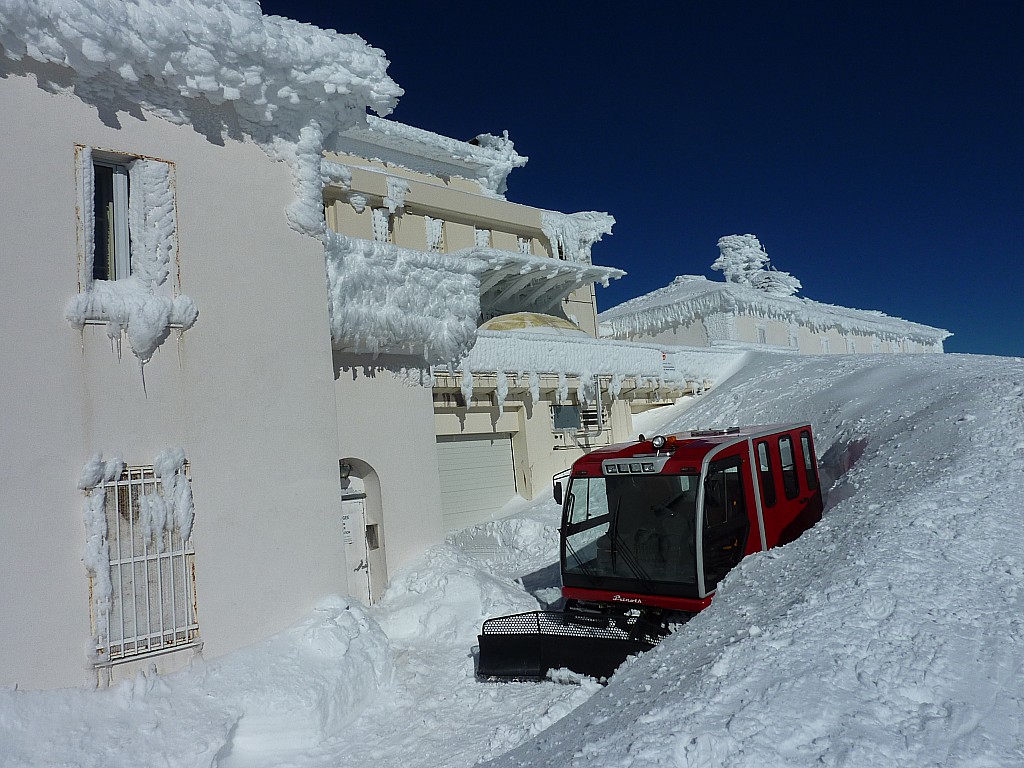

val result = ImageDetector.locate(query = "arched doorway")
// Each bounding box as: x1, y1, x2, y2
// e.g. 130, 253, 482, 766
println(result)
339, 458, 388, 604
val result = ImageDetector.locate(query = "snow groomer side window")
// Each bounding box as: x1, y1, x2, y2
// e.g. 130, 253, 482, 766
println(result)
778, 435, 800, 499
702, 458, 749, 590
800, 430, 819, 491
67, 146, 197, 363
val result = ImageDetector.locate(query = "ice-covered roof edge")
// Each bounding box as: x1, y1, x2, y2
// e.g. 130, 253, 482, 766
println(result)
600, 279, 951, 345
0, 1, 402, 141
335, 118, 528, 198
435, 330, 742, 407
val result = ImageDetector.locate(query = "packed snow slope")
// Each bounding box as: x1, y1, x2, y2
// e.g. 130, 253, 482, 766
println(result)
492, 351, 1024, 767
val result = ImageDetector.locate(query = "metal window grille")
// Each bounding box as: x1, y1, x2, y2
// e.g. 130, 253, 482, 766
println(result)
92, 465, 200, 665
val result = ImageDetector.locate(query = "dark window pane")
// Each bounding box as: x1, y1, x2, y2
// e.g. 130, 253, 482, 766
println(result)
801, 431, 819, 491
93, 164, 115, 281
756, 441, 776, 507
779, 436, 799, 499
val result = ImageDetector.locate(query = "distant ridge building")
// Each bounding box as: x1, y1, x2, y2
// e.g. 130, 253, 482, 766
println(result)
600, 235, 950, 355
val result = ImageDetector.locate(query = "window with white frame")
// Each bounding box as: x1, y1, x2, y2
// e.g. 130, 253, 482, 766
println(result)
69, 146, 197, 362
474, 226, 491, 247
517, 235, 532, 255
871, 339, 882, 353
92, 159, 132, 281
821, 336, 831, 354
83, 458, 199, 666
788, 326, 799, 348
846, 337, 856, 354
756, 325, 767, 345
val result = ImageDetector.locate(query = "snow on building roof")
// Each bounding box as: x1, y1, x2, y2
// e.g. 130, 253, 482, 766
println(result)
440, 330, 742, 407
600, 274, 951, 345
337, 119, 528, 197
0, 0, 401, 133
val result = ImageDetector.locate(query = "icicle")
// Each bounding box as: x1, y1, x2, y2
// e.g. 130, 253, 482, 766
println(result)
556, 372, 569, 404
528, 371, 541, 405
460, 369, 474, 404
610, 372, 624, 399
496, 371, 508, 414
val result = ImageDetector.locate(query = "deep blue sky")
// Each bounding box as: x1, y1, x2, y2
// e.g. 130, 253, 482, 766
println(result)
261, 1, 1023, 357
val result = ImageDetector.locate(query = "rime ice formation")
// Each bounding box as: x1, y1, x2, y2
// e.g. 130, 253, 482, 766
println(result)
0, 0, 401, 131
712, 234, 802, 297
65, 150, 198, 363
540, 211, 615, 263
751, 267, 802, 297
79, 450, 194, 649
79, 453, 125, 644
2, 0, 620, 371
340, 119, 528, 198
601, 271, 950, 348
326, 233, 483, 362
437, 329, 742, 407
712, 234, 771, 287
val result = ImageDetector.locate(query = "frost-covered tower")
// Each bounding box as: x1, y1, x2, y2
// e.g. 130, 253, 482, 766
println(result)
600, 235, 950, 354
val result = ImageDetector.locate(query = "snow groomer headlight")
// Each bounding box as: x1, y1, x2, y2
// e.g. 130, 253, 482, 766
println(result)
651, 435, 667, 449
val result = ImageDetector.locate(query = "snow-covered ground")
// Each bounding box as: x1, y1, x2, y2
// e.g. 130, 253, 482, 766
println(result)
3, 351, 1023, 767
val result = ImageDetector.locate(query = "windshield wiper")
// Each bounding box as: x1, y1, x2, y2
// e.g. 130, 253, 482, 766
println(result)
563, 537, 599, 585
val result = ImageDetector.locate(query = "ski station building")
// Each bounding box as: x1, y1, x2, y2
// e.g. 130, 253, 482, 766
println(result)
0, 0, 738, 690
600, 235, 950, 355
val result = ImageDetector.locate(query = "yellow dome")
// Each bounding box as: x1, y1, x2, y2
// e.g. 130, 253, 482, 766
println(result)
479, 312, 588, 336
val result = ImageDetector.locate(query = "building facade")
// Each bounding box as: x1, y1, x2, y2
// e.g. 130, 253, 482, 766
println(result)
600, 273, 950, 355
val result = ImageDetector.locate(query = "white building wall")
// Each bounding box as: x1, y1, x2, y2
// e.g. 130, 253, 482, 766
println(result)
0, 74, 347, 689
333, 354, 445, 574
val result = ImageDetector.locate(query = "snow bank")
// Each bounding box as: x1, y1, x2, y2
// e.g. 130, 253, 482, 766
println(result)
373, 545, 539, 647
449, 514, 561, 580
0, 596, 393, 766
490, 352, 1024, 767
191, 595, 393, 755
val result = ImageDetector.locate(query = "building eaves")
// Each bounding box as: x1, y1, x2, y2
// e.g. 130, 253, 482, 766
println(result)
600, 278, 951, 344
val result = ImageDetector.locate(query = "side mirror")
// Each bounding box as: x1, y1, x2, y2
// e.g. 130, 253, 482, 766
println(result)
553, 481, 563, 506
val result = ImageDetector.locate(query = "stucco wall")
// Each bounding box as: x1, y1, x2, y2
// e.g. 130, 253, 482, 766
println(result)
0, 73, 346, 689
332, 354, 445, 573
628, 320, 710, 347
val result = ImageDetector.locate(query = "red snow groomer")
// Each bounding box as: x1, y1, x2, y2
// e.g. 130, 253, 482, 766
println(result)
476, 424, 823, 680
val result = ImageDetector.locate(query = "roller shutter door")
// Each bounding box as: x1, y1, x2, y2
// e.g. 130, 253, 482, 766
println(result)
436, 433, 517, 532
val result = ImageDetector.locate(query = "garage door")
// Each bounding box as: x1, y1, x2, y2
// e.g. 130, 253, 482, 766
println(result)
436, 433, 517, 532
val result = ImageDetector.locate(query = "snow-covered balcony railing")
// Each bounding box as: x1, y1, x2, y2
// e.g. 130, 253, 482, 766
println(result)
326, 233, 484, 364
459, 247, 625, 319
434, 331, 742, 407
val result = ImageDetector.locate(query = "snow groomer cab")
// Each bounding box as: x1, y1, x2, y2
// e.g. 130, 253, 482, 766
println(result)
556, 424, 824, 613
